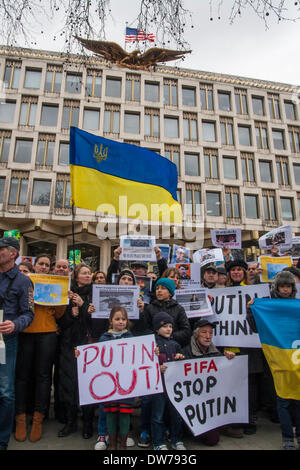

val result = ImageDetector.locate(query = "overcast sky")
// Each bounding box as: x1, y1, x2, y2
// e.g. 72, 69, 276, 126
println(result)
20, 1, 300, 86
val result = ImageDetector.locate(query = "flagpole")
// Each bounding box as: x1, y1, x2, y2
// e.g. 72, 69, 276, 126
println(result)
124, 22, 128, 51
71, 203, 76, 268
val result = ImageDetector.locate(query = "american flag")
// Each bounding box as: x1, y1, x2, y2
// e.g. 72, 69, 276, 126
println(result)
125, 27, 155, 43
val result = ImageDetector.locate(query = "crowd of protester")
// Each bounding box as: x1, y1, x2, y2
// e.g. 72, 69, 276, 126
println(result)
0, 235, 299, 451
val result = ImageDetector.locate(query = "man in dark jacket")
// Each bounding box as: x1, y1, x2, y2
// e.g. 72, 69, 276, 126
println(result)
0, 237, 34, 450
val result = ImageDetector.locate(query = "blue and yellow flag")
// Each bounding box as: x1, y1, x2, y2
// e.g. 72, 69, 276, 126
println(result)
69, 127, 182, 223
251, 298, 300, 400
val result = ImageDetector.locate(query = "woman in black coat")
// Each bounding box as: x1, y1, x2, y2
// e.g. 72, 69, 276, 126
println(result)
56, 263, 94, 438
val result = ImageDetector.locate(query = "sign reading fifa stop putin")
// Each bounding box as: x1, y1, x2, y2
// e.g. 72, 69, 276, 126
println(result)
77, 335, 163, 405
164, 356, 249, 436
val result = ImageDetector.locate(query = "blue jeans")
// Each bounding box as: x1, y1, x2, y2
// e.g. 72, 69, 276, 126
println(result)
151, 393, 182, 447
140, 395, 152, 435
0, 335, 18, 449
276, 396, 300, 439
97, 404, 107, 435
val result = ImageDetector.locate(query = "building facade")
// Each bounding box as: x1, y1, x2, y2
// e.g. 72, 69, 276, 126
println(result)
0, 45, 300, 270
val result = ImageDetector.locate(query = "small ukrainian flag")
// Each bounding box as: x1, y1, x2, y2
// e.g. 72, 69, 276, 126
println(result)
69, 127, 182, 224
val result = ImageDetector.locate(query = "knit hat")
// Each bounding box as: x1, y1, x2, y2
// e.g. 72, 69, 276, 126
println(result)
273, 270, 297, 298
118, 269, 136, 285
153, 311, 174, 332
155, 278, 176, 297
130, 261, 148, 270
282, 266, 300, 280
225, 259, 248, 273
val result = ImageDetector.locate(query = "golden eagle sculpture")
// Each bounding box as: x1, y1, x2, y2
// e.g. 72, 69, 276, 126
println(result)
75, 36, 192, 71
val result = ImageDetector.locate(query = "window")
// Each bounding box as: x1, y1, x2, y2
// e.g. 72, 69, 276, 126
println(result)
268, 95, 281, 119
104, 105, 120, 134
235, 89, 248, 115
289, 127, 300, 153
124, 112, 140, 134
145, 81, 159, 102
19, 97, 37, 126
184, 153, 200, 176
164, 116, 179, 138
218, 91, 231, 111
262, 191, 276, 220
238, 125, 252, 146
45, 67, 62, 93
55, 178, 71, 208
206, 192, 221, 216
259, 160, 273, 183
252, 96, 265, 116
0, 132, 11, 163
280, 197, 294, 220
36, 135, 55, 166
14, 139, 32, 163
163, 80, 177, 106
245, 194, 259, 218
0, 177, 5, 203
185, 185, 201, 216
40, 104, 58, 127
83, 108, 100, 131
204, 149, 218, 179
284, 101, 296, 121
0, 101, 16, 124
225, 188, 240, 218
220, 118, 234, 145
65, 73, 82, 94
85, 70, 102, 97
223, 157, 237, 179
125, 74, 140, 101
58, 142, 69, 166
241, 153, 255, 182
106, 77, 121, 98
145, 109, 159, 138
183, 113, 197, 141
255, 122, 269, 149
293, 164, 300, 185
164, 145, 180, 176
62, 101, 79, 128
24, 69, 41, 89
8, 174, 28, 205
272, 129, 285, 150
276, 158, 289, 185
182, 86, 196, 106
32, 180, 51, 206
202, 121, 216, 142
200, 84, 213, 110
4, 61, 21, 89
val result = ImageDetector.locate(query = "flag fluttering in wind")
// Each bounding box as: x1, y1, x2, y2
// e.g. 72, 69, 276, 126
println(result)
125, 27, 155, 43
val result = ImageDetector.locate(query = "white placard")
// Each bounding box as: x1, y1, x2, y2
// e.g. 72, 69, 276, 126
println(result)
171, 245, 191, 264
175, 288, 213, 318
77, 335, 163, 406
164, 356, 249, 436
92, 284, 140, 319
119, 235, 156, 261
208, 284, 271, 348
259, 225, 293, 251
0, 309, 5, 364
193, 248, 224, 267
211, 229, 242, 249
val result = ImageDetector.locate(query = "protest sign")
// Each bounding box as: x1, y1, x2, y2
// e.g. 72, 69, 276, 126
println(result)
120, 235, 156, 262
0, 309, 5, 364
259, 256, 292, 282
280, 236, 300, 258
16, 255, 36, 266
211, 229, 242, 249
208, 284, 270, 347
29, 273, 70, 306
92, 284, 140, 319
77, 334, 163, 406
170, 263, 201, 289
164, 356, 248, 436
175, 288, 213, 319
157, 244, 171, 263
135, 275, 152, 304
193, 248, 224, 267
259, 225, 292, 252
171, 245, 191, 264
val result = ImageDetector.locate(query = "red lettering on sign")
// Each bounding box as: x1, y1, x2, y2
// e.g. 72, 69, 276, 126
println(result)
184, 362, 192, 376
117, 343, 128, 364
89, 372, 117, 400
116, 369, 137, 395
207, 359, 218, 372
139, 366, 152, 389
100, 345, 113, 367
142, 341, 155, 363
132, 344, 136, 365
82, 346, 99, 374
199, 361, 207, 373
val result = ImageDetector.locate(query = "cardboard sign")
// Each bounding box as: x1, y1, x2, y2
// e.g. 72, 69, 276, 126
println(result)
164, 356, 249, 436
77, 335, 163, 406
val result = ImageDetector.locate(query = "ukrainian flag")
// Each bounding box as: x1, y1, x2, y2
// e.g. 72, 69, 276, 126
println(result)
250, 298, 300, 400
69, 127, 182, 223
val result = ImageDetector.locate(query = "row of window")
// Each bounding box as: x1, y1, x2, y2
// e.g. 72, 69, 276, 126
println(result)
1, 98, 300, 153
1, 173, 298, 222
3, 62, 299, 121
